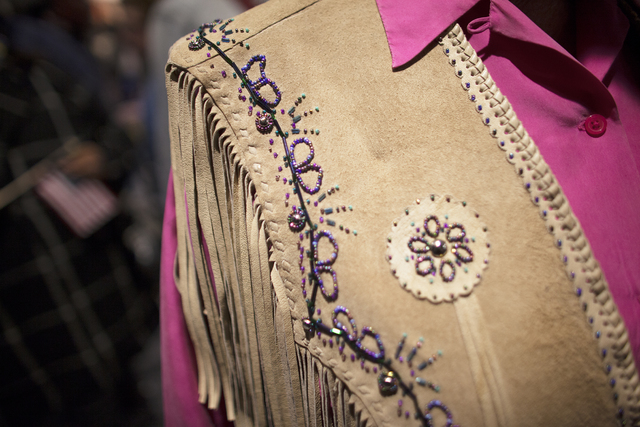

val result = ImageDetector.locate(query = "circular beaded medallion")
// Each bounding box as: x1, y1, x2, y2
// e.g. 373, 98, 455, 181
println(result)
255, 112, 274, 134
287, 206, 306, 231
386, 195, 490, 303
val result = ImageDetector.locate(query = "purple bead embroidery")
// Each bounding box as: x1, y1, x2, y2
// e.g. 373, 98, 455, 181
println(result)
241, 55, 282, 108
312, 230, 339, 300
290, 137, 323, 194
424, 400, 457, 427
416, 256, 436, 277
408, 236, 429, 253
332, 306, 358, 341
255, 111, 274, 134
451, 244, 473, 263
424, 215, 441, 238
288, 206, 306, 231
183, 38, 461, 424
188, 36, 205, 51
356, 326, 385, 361
445, 223, 466, 242
315, 265, 338, 301
406, 214, 475, 284
439, 260, 456, 282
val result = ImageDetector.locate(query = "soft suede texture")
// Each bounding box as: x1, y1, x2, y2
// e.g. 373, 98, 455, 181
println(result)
164, 0, 637, 425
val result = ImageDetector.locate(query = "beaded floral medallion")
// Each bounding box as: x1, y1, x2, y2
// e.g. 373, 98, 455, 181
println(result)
387, 195, 490, 303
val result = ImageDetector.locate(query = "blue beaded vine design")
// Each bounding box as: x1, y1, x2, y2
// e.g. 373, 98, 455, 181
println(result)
195, 24, 459, 426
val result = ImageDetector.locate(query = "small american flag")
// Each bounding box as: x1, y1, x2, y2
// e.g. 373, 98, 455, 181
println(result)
35, 169, 119, 238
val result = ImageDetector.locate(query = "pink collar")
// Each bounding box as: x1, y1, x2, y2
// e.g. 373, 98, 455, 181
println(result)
374, 0, 629, 79
374, 0, 481, 68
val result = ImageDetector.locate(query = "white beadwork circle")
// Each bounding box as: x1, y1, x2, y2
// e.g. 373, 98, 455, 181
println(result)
386, 195, 490, 303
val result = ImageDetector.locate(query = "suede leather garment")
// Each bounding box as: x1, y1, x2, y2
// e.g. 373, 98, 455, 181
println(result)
165, 0, 640, 425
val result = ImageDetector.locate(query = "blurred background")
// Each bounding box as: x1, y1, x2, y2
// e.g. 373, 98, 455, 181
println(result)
0, 0, 255, 425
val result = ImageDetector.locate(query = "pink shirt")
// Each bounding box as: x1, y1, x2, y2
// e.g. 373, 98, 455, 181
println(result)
161, 0, 640, 424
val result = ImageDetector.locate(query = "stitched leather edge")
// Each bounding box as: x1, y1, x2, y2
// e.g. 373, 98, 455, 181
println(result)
440, 23, 640, 426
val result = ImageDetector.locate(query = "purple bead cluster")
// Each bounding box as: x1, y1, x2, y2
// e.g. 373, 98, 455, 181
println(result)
439, 260, 456, 283
241, 55, 282, 108
332, 306, 357, 341
287, 206, 306, 231
187, 19, 231, 51
408, 215, 474, 282
392, 335, 443, 394
451, 243, 473, 263
188, 36, 205, 51
356, 327, 385, 360
424, 400, 458, 427
445, 223, 466, 242
416, 255, 436, 277
255, 111, 274, 134
187, 21, 217, 50
290, 137, 323, 194
312, 230, 339, 301
408, 236, 429, 253
424, 215, 441, 238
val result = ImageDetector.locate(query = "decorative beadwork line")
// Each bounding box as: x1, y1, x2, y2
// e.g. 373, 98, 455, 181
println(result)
195, 25, 458, 426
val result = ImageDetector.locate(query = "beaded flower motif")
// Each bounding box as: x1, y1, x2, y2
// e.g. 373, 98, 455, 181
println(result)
407, 216, 472, 283
387, 195, 490, 303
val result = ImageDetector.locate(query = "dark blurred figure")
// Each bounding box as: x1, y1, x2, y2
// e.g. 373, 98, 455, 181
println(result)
0, 0, 157, 425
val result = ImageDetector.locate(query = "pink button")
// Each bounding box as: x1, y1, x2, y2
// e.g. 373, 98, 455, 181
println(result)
585, 114, 607, 137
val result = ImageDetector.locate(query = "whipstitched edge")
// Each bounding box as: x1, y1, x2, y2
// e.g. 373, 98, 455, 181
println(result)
440, 23, 640, 426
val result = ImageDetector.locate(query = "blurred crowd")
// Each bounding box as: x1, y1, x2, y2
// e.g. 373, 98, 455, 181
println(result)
0, 0, 251, 425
